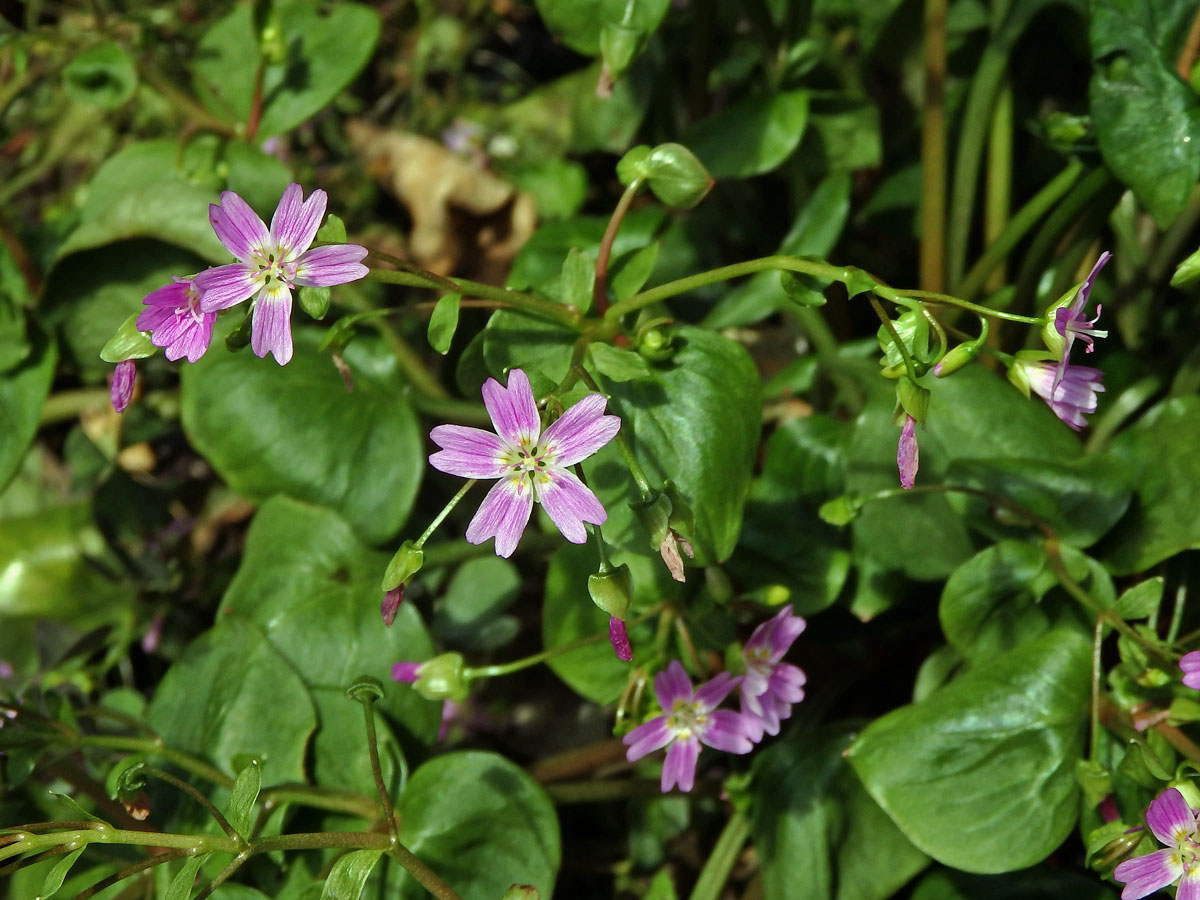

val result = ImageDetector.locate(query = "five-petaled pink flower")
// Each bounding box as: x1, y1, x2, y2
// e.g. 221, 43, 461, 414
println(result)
195, 183, 368, 365
623, 661, 756, 792
739, 605, 807, 741
1114, 788, 1200, 899
137, 275, 217, 363
428, 368, 620, 558
1014, 355, 1106, 432
1053, 251, 1111, 392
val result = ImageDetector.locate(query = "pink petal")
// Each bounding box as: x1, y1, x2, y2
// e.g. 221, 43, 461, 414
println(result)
195, 263, 260, 312
540, 394, 621, 466
271, 184, 326, 255
767, 664, 807, 703
654, 661, 694, 709
210, 191, 271, 261
428, 425, 509, 478
693, 671, 740, 711
1181, 651, 1200, 675
110, 361, 135, 413
1114, 848, 1183, 899
292, 245, 369, 287
700, 710, 755, 754
392, 662, 422, 683
250, 282, 294, 365
482, 369, 540, 445
536, 468, 607, 544
464, 477, 534, 558
175, 314, 215, 364
1146, 788, 1196, 845
1179, 869, 1200, 900
623, 716, 673, 761
662, 737, 700, 792
141, 279, 191, 311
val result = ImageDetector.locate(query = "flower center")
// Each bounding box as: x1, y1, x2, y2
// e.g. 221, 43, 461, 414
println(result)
499, 437, 559, 499
174, 289, 205, 324
666, 699, 707, 738
251, 245, 296, 289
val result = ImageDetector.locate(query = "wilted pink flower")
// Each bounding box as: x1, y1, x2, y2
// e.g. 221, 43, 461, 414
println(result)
623, 661, 755, 793
195, 184, 369, 365
609, 617, 633, 662
110, 360, 136, 413
137, 275, 216, 363
740, 606, 807, 741
1011, 355, 1105, 431
897, 414, 918, 489
1181, 652, 1200, 690
1114, 788, 1200, 899
1053, 251, 1111, 391
428, 368, 620, 558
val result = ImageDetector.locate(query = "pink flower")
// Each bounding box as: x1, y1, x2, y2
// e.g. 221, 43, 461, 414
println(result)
623, 662, 756, 792
1114, 788, 1200, 899
110, 360, 136, 413
1053, 251, 1111, 392
1181, 652, 1200, 690
195, 184, 368, 365
1010, 354, 1105, 431
136, 276, 216, 363
428, 368, 620, 558
897, 414, 919, 489
739, 606, 807, 741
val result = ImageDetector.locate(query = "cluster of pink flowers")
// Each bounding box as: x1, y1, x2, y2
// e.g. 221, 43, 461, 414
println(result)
109, 184, 368, 411
623, 605, 806, 792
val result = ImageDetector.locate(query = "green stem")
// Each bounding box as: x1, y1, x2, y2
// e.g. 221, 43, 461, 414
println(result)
0, 828, 239, 864
868, 296, 919, 381
1149, 182, 1200, 284
885, 289, 1042, 324
142, 768, 242, 845
388, 843, 463, 900
954, 159, 1085, 300
39, 389, 114, 425
920, 0, 949, 292
358, 696, 399, 844
594, 180, 642, 315
687, 810, 751, 900
984, 80, 1013, 292
78, 736, 234, 789
415, 480, 476, 548
1090, 617, 1103, 763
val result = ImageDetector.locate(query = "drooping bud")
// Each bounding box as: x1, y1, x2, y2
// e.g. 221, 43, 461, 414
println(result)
608, 617, 633, 662
382, 541, 424, 592
394, 653, 468, 702
588, 564, 633, 619
392, 661, 422, 683
897, 415, 919, 490
381, 586, 403, 628
933, 341, 981, 377
110, 360, 136, 413
659, 529, 694, 582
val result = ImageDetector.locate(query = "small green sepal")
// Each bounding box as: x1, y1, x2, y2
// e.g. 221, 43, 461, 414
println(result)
896, 376, 930, 424
298, 284, 332, 320
100, 312, 158, 363
414, 653, 469, 702
382, 541, 424, 591
588, 564, 634, 619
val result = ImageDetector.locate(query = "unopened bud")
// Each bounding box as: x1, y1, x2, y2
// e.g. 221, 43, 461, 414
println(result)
110, 360, 136, 414
933, 341, 981, 377
395, 653, 468, 702
381, 586, 403, 627
588, 564, 633, 619
897, 415, 919, 490
382, 541, 424, 592
608, 617, 633, 662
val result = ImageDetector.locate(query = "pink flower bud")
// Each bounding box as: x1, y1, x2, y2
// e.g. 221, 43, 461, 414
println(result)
381, 586, 403, 627
897, 414, 919, 490
609, 617, 633, 662
110, 360, 136, 413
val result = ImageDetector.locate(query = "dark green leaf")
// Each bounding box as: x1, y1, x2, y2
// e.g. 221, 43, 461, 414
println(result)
428, 293, 461, 355
62, 42, 136, 109
909, 867, 1117, 900
610, 243, 660, 301
0, 324, 55, 492
1113, 577, 1164, 620
181, 330, 424, 544
587, 342, 652, 382
395, 752, 560, 900
193, 2, 381, 138
685, 91, 808, 179
481, 310, 577, 397
1098, 397, 1200, 572
321, 850, 382, 900
1090, 0, 1200, 225
753, 727, 928, 900
533, 0, 670, 55
848, 629, 1091, 873
434, 556, 521, 651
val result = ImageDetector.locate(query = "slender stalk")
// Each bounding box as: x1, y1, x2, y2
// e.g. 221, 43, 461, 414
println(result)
142, 768, 242, 845
70, 851, 190, 900
920, 0, 949, 291
1168, 577, 1189, 646
416, 480, 476, 548
594, 181, 642, 316
245, 57, 267, 142
1090, 618, 1103, 763
1177, 2, 1200, 79
869, 297, 920, 381
885, 289, 1042, 324
357, 696, 398, 844
78, 736, 234, 789
388, 843, 463, 900
954, 159, 1085, 300
985, 80, 1013, 292
687, 810, 751, 900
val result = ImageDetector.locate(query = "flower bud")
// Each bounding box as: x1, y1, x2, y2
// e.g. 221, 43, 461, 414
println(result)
897, 415, 919, 490
381, 586, 403, 628
608, 617, 633, 662
394, 653, 469, 702
382, 541, 424, 592
110, 360, 136, 414
588, 564, 633, 619
933, 341, 981, 377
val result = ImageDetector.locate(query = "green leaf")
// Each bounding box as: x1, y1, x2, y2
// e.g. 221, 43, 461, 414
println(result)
38, 847, 85, 900
434, 556, 521, 651
0, 324, 55, 493
164, 853, 211, 900
227, 759, 261, 838
685, 91, 809, 179
704, 174, 850, 328
62, 42, 137, 109
543, 542, 676, 703
193, 2, 381, 139
610, 243, 660, 301
146, 619, 316, 782
298, 285, 331, 320
1089, 0, 1200, 225
99, 311, 157, 363
428, 293, 462, 355
909, 867, 1118, 900
395, 752, 560, 900
321, 850, 382, 900
938, 541, 1068, 662
636, 143, 714, 210
587, 342, 652, 382
1114, 576, 1164, 620
533, 0, 670, 55
481, 310, 576, 398
846, 367, 1080, 579
181, 330, 424, 544
216, 497, 440, 760
753, 727, 928, 900
585, 328, 761, 564
848, 629, 1091, 873
804, 95, 882, 173
559, 248, 595, 311
1098, 397, 1200, 572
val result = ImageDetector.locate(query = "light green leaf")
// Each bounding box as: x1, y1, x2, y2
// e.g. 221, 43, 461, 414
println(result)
428, 293, 462, 355
610, 243, 660, 301
0, 324, 55, 492
37, 847, 85, 900
321, 850, 382, 900
227, 760, 261, 838
164, 853, 211, 900
62, 42, 136, 109
533, 0, 670, 56
587, 342, 652, 382
685, 91, 808, 178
